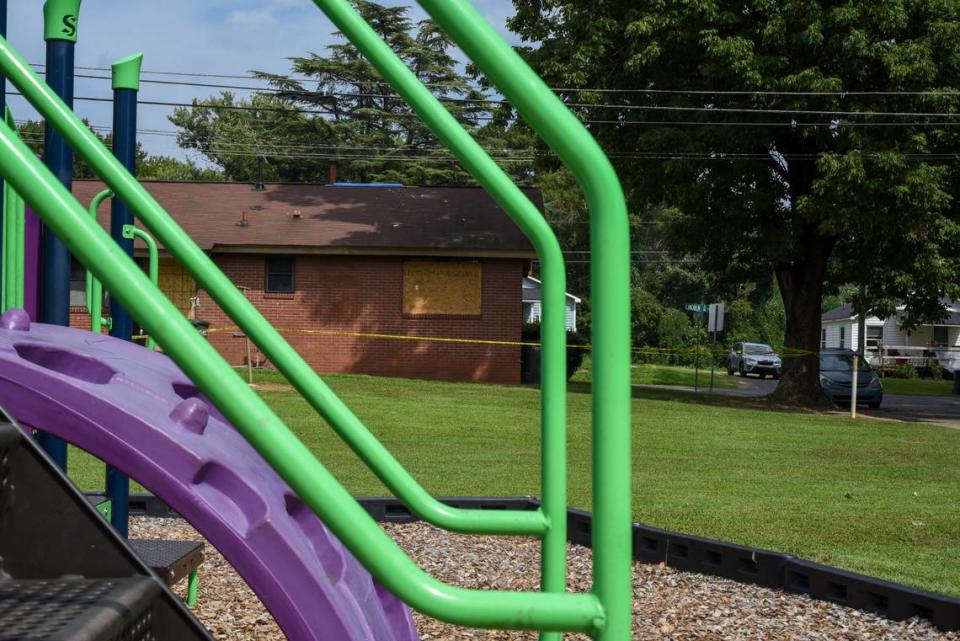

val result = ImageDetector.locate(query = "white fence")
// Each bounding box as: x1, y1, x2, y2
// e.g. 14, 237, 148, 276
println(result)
867, 345, 960, 373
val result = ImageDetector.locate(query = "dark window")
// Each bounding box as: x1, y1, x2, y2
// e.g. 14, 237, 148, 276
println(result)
867, 326, 883, 349
69, 257, 87, 308
821, 329, 827, 350
839, 327, 846, 348
265, 255, 295, 293
933, 326, 949, 347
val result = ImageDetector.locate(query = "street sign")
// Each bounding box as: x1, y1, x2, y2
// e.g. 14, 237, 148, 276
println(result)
708, 303, 725, 333
685, 303, 709, 313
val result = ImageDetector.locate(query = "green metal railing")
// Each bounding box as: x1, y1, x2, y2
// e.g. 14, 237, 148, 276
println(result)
1, 106, 24, 312
0, 0, 631, 637
122, 223, 158, 350
86, 188, 112, 333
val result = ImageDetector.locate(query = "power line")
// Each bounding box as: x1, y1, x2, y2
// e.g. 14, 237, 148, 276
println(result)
29, 62, 960, 97
13, 91, 960, 129
34, 68, 960, 119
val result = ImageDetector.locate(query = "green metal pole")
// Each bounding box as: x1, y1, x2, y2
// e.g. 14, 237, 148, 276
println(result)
2, 105, 12, 310
186, 569, 198, 608
0, 116, 606, 635
123, 223, 157, 350
2, 104, 23, 312
0, 32, 551, 539
2, 179, 11, 310
86, 188, 111, 333
305, 0, 570, 612
406, 3, 634, 640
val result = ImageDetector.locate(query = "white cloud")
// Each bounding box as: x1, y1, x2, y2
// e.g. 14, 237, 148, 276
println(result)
1, 1, 522, 161
228, 9, 279, 25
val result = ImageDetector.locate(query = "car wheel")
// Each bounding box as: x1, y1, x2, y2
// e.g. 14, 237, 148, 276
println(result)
758, 373, 766, 379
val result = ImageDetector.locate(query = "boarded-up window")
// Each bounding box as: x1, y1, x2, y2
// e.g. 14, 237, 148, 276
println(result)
157, 257, 197, 314
403, 260, 481, 316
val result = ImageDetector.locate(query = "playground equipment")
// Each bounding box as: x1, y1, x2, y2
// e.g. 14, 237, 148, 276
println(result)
0, 407, 213, 641
0, 0, 632, 639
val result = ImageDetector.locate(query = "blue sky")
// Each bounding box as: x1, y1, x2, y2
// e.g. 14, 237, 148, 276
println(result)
3, 1, 520, 161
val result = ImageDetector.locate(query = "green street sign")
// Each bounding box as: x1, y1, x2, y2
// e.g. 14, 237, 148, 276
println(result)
685, 303, 709, 313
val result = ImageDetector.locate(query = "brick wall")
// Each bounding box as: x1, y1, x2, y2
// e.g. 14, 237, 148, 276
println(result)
195, 254, 525, 384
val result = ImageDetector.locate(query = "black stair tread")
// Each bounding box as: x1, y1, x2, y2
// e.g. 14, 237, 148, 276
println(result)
0, 576, 160, 641
128, 540, 204, 586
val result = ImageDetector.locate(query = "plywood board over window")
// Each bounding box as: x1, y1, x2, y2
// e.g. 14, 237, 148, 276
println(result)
403, 260, 482, 316
157, 257, 197, 314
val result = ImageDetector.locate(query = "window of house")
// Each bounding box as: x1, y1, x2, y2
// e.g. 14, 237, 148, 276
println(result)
265, 255, 295, 294
866, 326, 883, 350
69, 257, 87, 308
933, 326, 949, 347
821, 329, 827, 350
403, 259, 481, 316
839, 327, 845, 348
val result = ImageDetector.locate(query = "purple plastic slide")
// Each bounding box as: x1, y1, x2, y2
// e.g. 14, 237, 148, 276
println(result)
0, 309, 417, 641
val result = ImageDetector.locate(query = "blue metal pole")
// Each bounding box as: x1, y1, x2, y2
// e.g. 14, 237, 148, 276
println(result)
105, 53, 142, 538
37, 0, 81, 471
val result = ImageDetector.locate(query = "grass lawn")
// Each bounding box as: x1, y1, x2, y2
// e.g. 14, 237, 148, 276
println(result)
881, 377, 956, 397
573, 358, 741, 389
68, 368, 960, 598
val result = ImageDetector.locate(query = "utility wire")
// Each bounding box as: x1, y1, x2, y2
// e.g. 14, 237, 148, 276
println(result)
12, 92, 960, 128
32, 70, 960, 119
28, 62, 960, 97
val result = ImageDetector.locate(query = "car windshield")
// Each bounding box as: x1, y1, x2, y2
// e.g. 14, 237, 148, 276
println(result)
821, 353, 873, 373
744, 344, 775, 355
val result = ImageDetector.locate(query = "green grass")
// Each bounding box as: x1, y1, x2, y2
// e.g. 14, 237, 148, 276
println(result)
572, 358, 741, 389
881, 377, 956, 397
68, 369, 960, 598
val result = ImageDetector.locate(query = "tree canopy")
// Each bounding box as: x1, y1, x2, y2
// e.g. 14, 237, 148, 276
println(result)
16, 120, 222, 182
510, 0, 960, 403
170, 0, 532, 186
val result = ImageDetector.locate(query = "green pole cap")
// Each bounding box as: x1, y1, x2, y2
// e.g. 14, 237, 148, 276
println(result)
43, 0, 82, 43
112, 53, 144, 91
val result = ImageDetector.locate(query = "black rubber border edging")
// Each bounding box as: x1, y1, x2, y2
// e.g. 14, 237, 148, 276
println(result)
100, 493, 960, 631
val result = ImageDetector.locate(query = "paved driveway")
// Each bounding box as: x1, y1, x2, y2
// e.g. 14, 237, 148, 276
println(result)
654, 374, 960, 429
860, 394, 960, 429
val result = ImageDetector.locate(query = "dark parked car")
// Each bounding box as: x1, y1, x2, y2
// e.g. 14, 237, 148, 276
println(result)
727, 342, 782, 378
820, 349, 883, 408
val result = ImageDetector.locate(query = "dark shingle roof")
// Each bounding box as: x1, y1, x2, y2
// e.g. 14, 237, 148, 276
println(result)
73, 181, 537, 255
822, 300, 959, 325
821, 303, 856, 322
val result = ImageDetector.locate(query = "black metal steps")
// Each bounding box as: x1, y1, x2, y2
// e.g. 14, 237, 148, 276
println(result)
0, 577, 159, 641
0, 415, 212, 641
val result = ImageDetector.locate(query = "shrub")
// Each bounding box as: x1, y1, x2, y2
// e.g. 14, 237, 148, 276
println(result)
519, 322, 589, 380
893, 363, 919, 379
930, 360, 945, 381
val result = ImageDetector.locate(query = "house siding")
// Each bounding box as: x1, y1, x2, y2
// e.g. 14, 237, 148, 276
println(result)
200, 254, 524, 384
822, 316, 960, 350
521, 299, 577, 331
69, 254, 525, 384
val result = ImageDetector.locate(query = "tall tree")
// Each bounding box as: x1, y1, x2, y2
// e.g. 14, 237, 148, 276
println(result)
171, 1, 532, 186
17, 120, 216, 181
510, 0, 960, 404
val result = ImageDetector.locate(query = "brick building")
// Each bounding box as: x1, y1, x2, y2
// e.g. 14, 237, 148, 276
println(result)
71, 181, 538, 384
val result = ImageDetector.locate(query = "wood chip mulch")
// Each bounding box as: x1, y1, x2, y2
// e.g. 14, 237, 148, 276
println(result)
130, 517, 959, 641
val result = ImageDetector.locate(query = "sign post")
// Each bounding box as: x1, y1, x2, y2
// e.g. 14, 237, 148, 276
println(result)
685, 304, 709, 391
851, 353, 859, 419
708, 303, 725, 393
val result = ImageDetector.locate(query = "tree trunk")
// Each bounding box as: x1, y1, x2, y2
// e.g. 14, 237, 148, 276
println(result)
770, 225, 836, 407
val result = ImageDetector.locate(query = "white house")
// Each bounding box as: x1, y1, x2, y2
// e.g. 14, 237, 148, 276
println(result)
821, 299, 960, 370
522, 276, 581, 331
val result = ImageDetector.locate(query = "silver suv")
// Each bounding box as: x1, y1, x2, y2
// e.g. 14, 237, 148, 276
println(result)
727, 342, 782, 379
